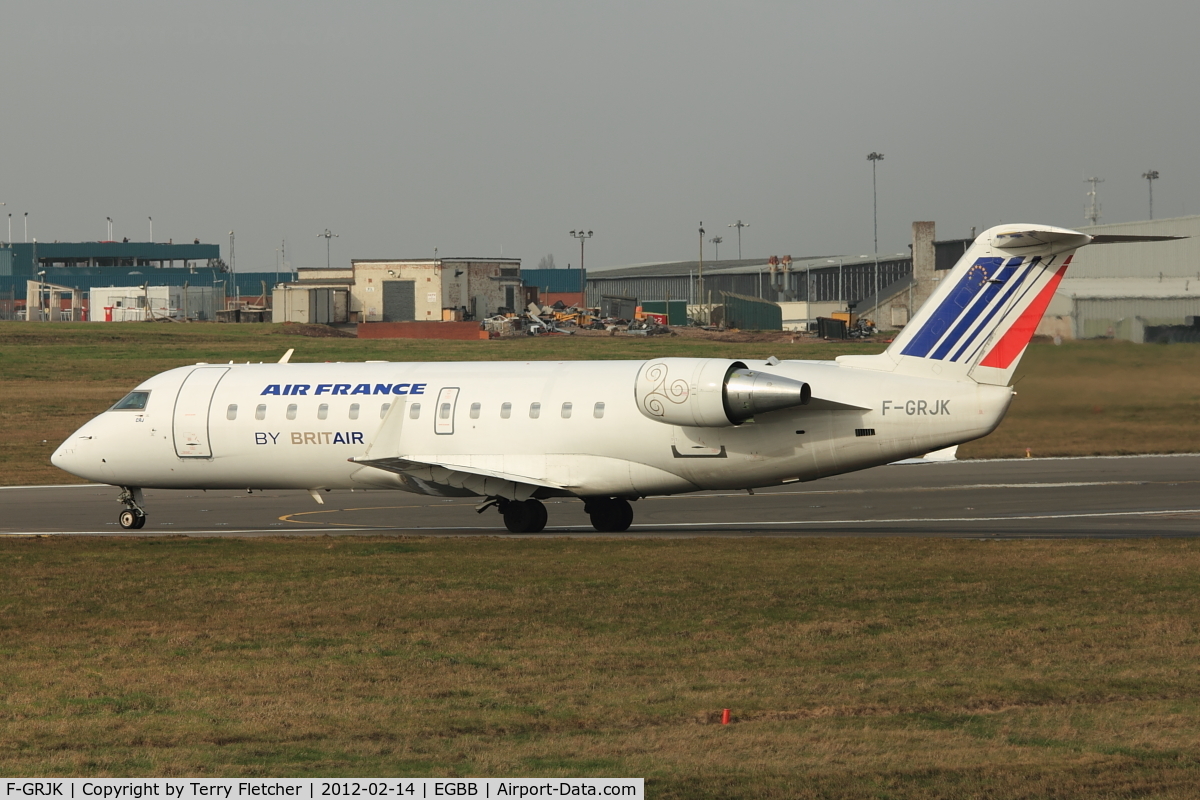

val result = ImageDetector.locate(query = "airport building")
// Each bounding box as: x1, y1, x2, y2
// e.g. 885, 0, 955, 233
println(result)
280, 257, 522, 324
1036, 216, 1200, 341
0, 239, 294, 320
584, 216, 1200, 338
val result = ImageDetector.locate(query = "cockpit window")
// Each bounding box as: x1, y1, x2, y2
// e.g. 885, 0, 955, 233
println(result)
111, 391, 150, 411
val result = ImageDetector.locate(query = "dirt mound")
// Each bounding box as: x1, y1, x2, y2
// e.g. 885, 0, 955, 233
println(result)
276, 323, 356, 338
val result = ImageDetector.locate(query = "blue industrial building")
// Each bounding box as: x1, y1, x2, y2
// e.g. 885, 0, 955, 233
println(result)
0, 240, 295, 303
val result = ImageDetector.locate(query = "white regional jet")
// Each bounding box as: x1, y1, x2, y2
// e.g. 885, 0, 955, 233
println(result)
51, 224, 1178, 532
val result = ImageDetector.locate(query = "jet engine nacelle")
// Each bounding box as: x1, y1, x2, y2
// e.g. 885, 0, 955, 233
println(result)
634, 358, 811, 428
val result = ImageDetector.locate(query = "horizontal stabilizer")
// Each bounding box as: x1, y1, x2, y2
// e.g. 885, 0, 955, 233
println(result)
990, 228, 1090, 250
1088, 234, 1188, 244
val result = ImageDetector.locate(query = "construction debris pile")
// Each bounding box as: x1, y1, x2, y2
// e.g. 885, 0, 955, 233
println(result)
480, 301, 675, 338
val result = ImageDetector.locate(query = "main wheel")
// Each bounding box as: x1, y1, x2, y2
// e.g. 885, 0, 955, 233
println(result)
502, 499, 547, 533
119, 509, 146, 530
587, 498, 633, 532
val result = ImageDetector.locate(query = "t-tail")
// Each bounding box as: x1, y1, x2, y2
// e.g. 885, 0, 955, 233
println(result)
842, 224, 1091, 386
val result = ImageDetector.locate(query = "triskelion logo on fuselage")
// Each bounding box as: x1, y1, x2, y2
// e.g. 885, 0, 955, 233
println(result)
260, 383, 428, 396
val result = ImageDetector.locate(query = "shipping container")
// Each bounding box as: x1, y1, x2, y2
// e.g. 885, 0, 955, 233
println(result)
721, 292, 782, 330
640, 299, 688, 325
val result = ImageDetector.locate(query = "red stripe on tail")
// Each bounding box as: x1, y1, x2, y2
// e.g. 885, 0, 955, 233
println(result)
978, 259, 1071, 369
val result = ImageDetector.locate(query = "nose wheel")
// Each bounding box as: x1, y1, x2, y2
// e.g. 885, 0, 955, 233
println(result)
116, 486, 147, 530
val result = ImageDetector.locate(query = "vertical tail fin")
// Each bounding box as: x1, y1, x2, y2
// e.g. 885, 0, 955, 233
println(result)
881, 224, 1090, 385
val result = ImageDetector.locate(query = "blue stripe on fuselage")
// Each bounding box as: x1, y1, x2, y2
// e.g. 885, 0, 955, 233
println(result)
900, 257, 1003, 358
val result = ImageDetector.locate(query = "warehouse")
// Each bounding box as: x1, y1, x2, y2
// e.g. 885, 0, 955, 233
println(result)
1036, 216, 1200, 341
584, 224, 974, 329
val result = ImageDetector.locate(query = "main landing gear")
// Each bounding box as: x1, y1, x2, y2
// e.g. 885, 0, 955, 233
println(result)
478, 496, 636, 533
584, 497, 634, 532
117, 486, 147, 530
475, 498, 548, 533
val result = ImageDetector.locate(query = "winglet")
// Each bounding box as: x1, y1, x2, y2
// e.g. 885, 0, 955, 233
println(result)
278, 348, 294, 364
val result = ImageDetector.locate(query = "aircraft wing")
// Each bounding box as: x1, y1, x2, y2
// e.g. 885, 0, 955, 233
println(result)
350, 398, 569, 499
350, 454, 565, 491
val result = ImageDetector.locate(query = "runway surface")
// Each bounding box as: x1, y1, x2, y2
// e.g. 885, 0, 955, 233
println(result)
3, 454, 1198, 538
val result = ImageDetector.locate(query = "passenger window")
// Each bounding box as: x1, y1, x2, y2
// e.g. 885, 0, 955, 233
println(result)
594, 402, 605, 419
409, 403, 421, 419
380, 402, 391, 418
561, 402, 572, 419
349, 403, 360, 420
255, 404, 266, 421
470, 402, 481, 419
500, 402, 512, 419
286, 404, 297, 421
317, 403, 329, 420
111, 391, 150, 411
226, 404, 238, 421
529, 402, 541, 419
439, 402, 452, 419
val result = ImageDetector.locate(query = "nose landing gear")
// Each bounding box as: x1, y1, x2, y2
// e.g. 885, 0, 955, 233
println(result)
117, 486, 147, 530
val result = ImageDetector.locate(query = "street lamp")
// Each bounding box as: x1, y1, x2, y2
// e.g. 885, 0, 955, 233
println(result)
709, 235, 723, 261
229, 231, 236, 274
148, 216, 153, 242
727, 220, 749, 260
1142, 170, 1159, 220
106, 217, 113, 241
569, 229, 593, 272
319, 228, 338, 269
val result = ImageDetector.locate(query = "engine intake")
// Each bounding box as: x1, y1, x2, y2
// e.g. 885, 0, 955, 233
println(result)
634, 358, 810, 427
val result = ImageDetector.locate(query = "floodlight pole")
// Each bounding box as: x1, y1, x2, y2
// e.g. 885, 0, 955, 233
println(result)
320, 228, 338, 269
1143, 170, 1159, 220
698, 222, 705, 322
868, 152, 884, 320
728, 220, 749, 260
569, 229, 593, 273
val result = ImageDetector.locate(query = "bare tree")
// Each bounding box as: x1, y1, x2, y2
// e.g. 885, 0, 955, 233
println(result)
537, 254, 557, 270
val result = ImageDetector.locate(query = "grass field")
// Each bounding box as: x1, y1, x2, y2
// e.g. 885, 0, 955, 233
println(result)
2, 322, 1200, 485
1, 536, 1198, 797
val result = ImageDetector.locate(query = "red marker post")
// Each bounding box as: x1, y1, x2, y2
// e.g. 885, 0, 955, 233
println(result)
721, 708, 731, 725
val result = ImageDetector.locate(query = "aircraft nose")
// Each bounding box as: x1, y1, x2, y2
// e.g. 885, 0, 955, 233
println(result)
51, 428, 106, 482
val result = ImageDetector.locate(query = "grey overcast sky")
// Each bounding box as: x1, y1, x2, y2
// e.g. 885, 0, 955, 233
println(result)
1, 0, 1197, 271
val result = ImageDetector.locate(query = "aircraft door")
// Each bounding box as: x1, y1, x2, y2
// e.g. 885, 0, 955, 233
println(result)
173, 367, 230, 458
435, 387, 460, 435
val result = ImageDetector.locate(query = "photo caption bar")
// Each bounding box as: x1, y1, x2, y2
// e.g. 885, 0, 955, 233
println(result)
2, 780, 643, 800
